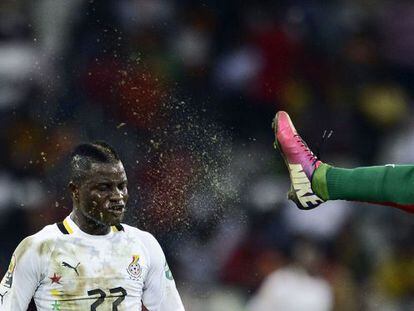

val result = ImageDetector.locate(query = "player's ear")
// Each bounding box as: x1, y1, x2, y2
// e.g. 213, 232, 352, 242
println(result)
69, 181, 79, 201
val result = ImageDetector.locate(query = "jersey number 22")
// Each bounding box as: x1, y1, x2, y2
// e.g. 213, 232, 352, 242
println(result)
87, 287, 127, 310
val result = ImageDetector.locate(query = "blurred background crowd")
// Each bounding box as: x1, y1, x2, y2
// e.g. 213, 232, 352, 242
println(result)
1, 0, 414, 310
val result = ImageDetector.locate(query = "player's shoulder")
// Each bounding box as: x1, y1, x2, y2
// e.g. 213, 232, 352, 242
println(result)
14, 223, 60, 258
30, 223, 61, 241
121, 223, 157, 240
120, 224, 165, 263
120, 223, 161, 247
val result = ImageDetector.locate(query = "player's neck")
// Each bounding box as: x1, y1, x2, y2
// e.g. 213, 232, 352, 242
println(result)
70, 210, 111, 235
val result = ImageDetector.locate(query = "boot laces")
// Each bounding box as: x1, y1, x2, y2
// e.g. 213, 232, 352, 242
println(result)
294, 129, 333, 167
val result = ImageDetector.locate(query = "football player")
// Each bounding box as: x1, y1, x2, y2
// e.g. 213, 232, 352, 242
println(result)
0, 142, 185, 310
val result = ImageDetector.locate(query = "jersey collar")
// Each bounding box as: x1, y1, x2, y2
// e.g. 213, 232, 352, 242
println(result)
56, 214, 124, 237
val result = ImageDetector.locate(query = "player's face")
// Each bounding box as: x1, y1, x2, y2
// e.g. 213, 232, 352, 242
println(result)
77, 161, 129, 226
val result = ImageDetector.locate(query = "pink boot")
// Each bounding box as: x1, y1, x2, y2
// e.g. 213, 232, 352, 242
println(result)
273, 111, 324, 209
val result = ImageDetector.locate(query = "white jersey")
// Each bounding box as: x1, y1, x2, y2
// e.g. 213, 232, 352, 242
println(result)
0, 215, 185, 311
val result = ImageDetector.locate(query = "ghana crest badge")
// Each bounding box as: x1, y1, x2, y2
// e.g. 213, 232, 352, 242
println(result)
127, 254, 142, 280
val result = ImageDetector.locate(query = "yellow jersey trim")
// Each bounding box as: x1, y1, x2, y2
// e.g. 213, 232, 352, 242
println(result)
63, 218, 74, 234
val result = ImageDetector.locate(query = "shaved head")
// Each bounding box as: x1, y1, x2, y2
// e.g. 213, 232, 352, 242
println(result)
70, 141, 120, 185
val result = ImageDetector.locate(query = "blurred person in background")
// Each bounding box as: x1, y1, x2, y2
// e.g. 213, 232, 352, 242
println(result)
0, 141, 184, 311
247, 237, 333, 311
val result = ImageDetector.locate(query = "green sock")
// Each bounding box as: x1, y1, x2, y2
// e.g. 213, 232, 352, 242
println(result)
311, 163, 330, 200
312, 164, 414, 205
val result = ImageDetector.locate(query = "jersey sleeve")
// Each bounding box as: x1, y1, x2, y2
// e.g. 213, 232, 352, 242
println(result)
160, 261, 185, 311
0, 236, 44, 311
141, 233, 185, 311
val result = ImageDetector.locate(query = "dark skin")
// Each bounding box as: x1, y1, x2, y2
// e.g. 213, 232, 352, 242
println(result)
69, 160, 150, 310
69, 161, 129, 235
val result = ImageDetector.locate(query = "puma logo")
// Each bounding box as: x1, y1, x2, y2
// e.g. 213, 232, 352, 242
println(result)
62, 261, 80, 276
289, 164, 324, 208
0, 291, 7, 305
